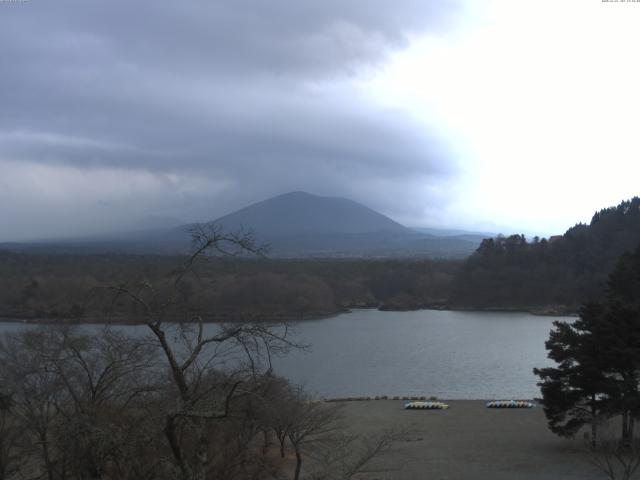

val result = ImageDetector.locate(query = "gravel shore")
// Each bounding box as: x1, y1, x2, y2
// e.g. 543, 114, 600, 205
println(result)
338, 400, 602, 480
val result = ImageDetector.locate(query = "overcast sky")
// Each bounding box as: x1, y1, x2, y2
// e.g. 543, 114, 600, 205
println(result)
1, 0, 639, 241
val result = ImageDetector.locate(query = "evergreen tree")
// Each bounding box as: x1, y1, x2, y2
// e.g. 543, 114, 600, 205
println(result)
535, 245, 640, 446
534, 302, 611, 446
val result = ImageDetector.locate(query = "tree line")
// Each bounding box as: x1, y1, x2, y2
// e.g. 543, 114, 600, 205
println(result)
0, 251, 459, 323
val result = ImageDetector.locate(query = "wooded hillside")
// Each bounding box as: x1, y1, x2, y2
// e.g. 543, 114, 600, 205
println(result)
452, 197, 640, 311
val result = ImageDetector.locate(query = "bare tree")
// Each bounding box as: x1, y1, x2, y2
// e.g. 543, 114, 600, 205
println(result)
285, 391, 343, 480
0, 326, 163, 480
0, 328, 69, 480
275, 388, 399, 480
109, 223, 300, 480
586, 419, 640, 480
50, 328, 160, 479
308, 429, 400, 480
258, 374, 298, 459
0, 392, 24, 480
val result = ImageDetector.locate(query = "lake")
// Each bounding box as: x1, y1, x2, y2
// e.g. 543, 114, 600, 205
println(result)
0, 309, 572, 400
272, 309, 570, 399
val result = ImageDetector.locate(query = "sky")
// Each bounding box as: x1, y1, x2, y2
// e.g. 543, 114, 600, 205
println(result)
1, 0, 639, 241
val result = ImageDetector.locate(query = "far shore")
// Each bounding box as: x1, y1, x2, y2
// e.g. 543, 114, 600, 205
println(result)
336, 399, 601, 480
0, 304, 578, 325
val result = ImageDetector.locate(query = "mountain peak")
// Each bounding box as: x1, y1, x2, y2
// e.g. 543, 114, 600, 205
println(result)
265, 191, 352, 203
213, 192, 410, 237
276, 191, 314, 198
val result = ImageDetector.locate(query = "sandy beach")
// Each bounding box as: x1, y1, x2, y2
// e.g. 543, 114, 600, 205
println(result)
336, 400, 603, 480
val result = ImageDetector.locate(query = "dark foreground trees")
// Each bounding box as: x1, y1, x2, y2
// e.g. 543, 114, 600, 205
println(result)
0, 224, 394, 480
0, 326, 397, 480
535, 245, 640, 450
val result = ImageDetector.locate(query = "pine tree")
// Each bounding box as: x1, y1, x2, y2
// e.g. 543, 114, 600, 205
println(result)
534, 302, 611, 446
535, 245, 640, 446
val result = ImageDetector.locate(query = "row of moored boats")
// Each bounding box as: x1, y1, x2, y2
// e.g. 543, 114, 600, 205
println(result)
404, 400, 535, 410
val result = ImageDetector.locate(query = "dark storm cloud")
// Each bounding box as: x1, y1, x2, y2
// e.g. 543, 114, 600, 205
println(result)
3, 0, 458, 77
0, 0, 462, 240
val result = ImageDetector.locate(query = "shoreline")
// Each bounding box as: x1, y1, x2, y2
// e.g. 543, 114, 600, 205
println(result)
324, 396, 539, 403
0, 305, 577, 325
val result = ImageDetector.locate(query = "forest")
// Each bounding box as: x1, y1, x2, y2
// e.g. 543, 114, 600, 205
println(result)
451, 197, 640, 313
0, 250, 459, 323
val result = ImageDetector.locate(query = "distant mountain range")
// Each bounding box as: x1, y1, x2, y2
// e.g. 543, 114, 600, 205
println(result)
1, 192, 491, 258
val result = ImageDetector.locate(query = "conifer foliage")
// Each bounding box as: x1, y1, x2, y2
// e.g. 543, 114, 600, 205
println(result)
535, 244, 640, 447
455, 197, 640, 310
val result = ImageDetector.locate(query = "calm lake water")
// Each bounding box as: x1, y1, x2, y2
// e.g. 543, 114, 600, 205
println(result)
0, 309, 572, 400
272, 309, 570, 399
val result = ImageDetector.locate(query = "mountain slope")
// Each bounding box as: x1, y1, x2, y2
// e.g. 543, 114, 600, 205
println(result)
208, 191, 421, 256
213, 191, 411, 237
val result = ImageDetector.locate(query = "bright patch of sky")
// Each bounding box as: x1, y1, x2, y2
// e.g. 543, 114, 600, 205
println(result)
364, 0, 640, 235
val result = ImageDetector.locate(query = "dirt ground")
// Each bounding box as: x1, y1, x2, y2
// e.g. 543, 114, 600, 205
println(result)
336, 400, 605, 480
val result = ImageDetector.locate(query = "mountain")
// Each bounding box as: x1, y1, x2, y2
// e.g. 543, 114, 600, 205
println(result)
213, 191, 411, 237
209, 192, 484, 257
0, 192, 482, 258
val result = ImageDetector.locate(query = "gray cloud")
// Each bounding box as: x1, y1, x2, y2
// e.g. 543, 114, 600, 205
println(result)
0, 0, 463, 240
